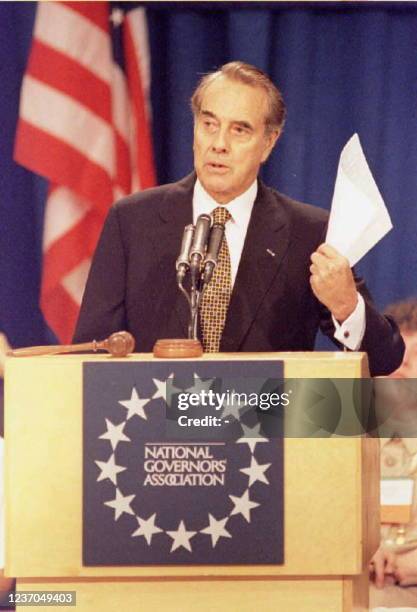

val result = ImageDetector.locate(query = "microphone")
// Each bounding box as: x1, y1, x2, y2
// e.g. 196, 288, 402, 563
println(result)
189, 214, 211, 284
176, 224, 195, 283
202, 223, 225, 285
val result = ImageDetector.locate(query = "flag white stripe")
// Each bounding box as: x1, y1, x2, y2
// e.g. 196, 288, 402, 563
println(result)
43, 188, 90, 250
35, 2, 111, 84
20, 76, 114, 176
127, 8, 152, 118
61, 259, 91, 305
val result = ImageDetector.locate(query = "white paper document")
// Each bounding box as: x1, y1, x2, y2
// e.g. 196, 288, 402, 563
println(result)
326, 133, 392, 266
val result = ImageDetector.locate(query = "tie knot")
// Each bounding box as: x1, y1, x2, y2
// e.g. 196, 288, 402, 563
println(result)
212, 206, 231, 226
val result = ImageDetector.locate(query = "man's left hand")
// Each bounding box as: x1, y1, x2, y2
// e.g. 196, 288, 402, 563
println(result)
310, 243, 358, 323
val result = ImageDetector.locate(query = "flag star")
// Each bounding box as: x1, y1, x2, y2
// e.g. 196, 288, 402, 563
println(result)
200, 513, 232, 547
240, 456, 271, 486
119, 387, 150, 420
132, 513, 163, 545
166, 520, 197, 553
99, 418, 130, 450
229, 489, 259, 523
236, 422, 269, 453
110, 7, 124, 27
95, 453, 126, 485
104, 488, 135, 520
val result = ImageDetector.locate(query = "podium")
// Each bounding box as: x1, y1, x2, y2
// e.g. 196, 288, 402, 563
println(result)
5, 352, 379, 611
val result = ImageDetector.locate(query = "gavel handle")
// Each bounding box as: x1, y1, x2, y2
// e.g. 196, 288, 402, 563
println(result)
9, 340, 101, 357
8, 331, 135, 358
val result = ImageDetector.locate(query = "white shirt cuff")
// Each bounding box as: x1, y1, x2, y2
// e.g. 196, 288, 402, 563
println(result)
332, 293, 366, 351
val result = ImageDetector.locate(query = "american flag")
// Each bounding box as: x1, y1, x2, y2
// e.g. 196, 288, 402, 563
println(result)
14, 2, 155, 343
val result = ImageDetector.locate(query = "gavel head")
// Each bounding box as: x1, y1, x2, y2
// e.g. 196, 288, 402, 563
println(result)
106, 331, 135, 357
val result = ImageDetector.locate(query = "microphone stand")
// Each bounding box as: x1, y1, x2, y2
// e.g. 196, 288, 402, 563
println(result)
181, 221, 225, 341
153, 217, 224, 359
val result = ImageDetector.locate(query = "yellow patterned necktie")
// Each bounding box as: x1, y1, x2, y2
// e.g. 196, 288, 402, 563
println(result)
200, 206, 232, 352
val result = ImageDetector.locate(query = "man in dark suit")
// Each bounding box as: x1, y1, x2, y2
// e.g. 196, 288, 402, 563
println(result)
74, 61, 404, 376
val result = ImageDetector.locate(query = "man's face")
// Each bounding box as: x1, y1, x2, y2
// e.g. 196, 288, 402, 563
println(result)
193, 76, 279, 204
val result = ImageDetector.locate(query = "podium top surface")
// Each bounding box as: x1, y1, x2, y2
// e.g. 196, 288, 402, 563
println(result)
5, 350, 368, 375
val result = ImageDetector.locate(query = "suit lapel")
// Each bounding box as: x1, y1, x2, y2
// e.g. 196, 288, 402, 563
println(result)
221, 181, 291, 350
151, 174, 195, 336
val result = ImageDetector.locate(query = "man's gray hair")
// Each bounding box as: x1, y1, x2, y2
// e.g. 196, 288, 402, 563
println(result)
191, 61, 286, 134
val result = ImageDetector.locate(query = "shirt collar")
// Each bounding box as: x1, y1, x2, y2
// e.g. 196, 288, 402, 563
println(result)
193, 178, 257, 228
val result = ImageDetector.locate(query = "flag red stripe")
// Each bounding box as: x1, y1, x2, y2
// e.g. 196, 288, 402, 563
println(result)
115, 131, 131, 194
41, 209, 105, 290
14, 120, 113, 212
124, 21, 155, 189
62, 2, 109, 34
40, 282, 81, 345
27, 40, 112, 124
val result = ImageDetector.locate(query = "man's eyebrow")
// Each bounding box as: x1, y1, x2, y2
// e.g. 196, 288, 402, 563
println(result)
200, 110, 218, 120
200, 110, 253, 131
233, 120, 253, 131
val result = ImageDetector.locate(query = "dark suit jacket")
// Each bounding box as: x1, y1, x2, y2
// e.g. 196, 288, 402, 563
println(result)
73, 173, 404, 376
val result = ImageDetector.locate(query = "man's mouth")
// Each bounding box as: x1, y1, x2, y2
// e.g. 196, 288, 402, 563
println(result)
206, 162, 230, 173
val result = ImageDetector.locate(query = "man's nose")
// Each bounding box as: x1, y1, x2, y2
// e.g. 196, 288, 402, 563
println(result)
211, 127, 229, 152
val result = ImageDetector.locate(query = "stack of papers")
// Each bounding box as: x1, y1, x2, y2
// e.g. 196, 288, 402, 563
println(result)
326, 133, 392, 266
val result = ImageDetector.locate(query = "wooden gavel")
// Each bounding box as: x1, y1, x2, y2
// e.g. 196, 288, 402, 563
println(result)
8, 331, 135, 358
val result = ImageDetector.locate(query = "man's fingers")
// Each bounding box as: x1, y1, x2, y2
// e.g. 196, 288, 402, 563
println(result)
317, 243, 340, 258
311, 249, 348, 271
310, 252, 327, 266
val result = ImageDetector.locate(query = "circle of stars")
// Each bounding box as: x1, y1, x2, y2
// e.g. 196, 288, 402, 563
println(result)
94, 373, 272, 553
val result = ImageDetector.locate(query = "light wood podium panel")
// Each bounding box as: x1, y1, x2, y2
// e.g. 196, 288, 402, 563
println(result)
5, 352, 379, 611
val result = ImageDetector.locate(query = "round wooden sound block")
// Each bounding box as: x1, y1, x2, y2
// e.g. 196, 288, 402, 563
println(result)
152, 338, 203, 359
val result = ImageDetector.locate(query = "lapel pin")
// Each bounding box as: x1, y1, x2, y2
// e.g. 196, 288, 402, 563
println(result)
266, 248, 276, 257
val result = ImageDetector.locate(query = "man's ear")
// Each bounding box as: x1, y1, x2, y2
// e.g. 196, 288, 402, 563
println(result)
261, 128, 281, 163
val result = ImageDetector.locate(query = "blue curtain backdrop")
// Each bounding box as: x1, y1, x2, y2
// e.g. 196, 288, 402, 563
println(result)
0, 2, 416, 347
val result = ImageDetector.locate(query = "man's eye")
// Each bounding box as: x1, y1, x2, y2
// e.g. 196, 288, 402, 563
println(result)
232, 126, 248, 136
203, 119, 216, 130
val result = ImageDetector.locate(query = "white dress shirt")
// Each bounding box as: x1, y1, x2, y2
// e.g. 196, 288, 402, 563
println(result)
192, 178, 365, 350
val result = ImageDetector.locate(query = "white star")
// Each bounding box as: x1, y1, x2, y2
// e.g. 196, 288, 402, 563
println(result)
152, 377, 170, 401
119, 387, 150, 420
236, 422, 269, 453
95, 453, 126, 485
229, 489, 259, 523
171, 373, 213, 396
104, 488, 135, 520
240, 456, 271, 486
220, 389, 248, 421
132, 513, 163, 545
110, 7, 124, 27
99, 418, 130, 450
200, 513, 232, 547
166, 520, 197, 552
